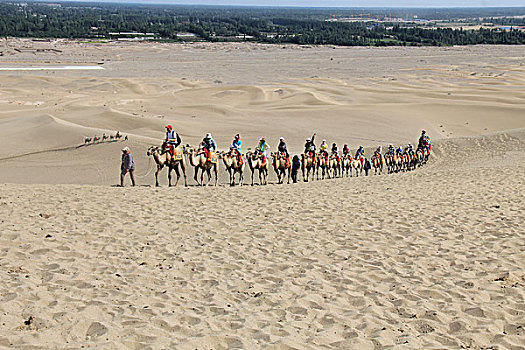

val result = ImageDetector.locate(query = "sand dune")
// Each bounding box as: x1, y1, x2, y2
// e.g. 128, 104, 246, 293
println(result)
0, 130, 523, 349
0, 40, 524, 349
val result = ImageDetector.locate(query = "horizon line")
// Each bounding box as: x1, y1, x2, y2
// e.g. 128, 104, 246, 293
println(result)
26, 1, 525, 9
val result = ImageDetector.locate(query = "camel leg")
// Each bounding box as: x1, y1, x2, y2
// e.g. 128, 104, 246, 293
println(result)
251, 169, 255, 186
194, 167, 200, 185
167, 167, 172, 187
174, 165, 181, 186
182, 161, 188, 187
214, 165, 218, 186
287, 167, 291, 184
201, 168, 207, 186
155, 167, 161, 187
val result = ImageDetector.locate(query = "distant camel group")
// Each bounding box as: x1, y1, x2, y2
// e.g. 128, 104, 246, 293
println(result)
84, 131, 128, 145
146, 142, 431, 187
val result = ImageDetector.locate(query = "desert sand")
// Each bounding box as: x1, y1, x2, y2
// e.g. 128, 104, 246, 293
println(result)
0, 39, 524, 349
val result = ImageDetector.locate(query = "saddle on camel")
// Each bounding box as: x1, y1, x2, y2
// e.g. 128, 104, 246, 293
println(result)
334, 154, 341, 166
162, 142, 183, 161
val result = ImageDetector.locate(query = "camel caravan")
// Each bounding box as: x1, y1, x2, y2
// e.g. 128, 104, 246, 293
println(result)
84, 131, 127, 145
146, 126, 432, 187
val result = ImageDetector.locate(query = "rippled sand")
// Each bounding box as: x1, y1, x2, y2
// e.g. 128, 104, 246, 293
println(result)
0, 40, 524, 349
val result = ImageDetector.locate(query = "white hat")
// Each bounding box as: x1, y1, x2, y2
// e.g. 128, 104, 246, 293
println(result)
122, 146, 129, 152
322, 139, 326, 142
306, 137, 311, 141
206, 133, 212, 138
279, 137, 284, 140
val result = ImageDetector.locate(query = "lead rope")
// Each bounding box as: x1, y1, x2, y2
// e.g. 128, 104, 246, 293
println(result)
136, 156, 154, 178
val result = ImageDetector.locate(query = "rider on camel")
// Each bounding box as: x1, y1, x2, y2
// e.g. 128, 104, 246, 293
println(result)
304, 133, 316, 157
374, 146, 383, 162
231, 134, 242, 163
331, 143, 341, 165
320, 140, 328, 152
355, 145, 365, 159
165, 125, 182, 159
418, 130, 427, 149
256, 138, 269, 165
278, 137, 289, 157
388, 143, 395, 155
320, 139, 329, 161
342, 144, 351, 158
419, 130, 432, 151
278, 137, 290, 167
202, 133, 217, 162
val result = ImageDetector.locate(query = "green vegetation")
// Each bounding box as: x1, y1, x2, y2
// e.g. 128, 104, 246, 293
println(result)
0, 2, 524, 46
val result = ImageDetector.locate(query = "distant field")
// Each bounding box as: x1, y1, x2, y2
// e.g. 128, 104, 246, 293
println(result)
0, 3, 524, 46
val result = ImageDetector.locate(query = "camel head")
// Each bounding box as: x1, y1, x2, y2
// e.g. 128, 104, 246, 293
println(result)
147, 146, 160, 156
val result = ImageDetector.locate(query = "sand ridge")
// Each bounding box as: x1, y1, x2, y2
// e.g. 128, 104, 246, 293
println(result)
1, 42, 524, 185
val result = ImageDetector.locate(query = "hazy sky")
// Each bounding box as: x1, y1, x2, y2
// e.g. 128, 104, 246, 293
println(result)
54, 0, 525, 7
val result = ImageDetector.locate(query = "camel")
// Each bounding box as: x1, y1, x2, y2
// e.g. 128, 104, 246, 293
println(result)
222, 149, 245, 186
317, 151, 330, 180
409, 152, 418, 171
371, 152, 386, 175
387, 153, 402, 173
146, 144, 188, 187
93, 136, 100, 143
246, 151, 269, 186
271, 152, 291, 184
301, 153, 316, 182
102, 133, 108, 141
384, 153, 395, 174
341, 154, 353, 177
416, 147, 429, 166
401, 152, 416, 172
328, 154, 342, 178
187, 146, 219, 186
352, 156, 364, 177
84, 137, 92, 144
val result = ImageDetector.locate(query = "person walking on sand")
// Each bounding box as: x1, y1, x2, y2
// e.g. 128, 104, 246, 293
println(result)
120, 146, 136, 187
